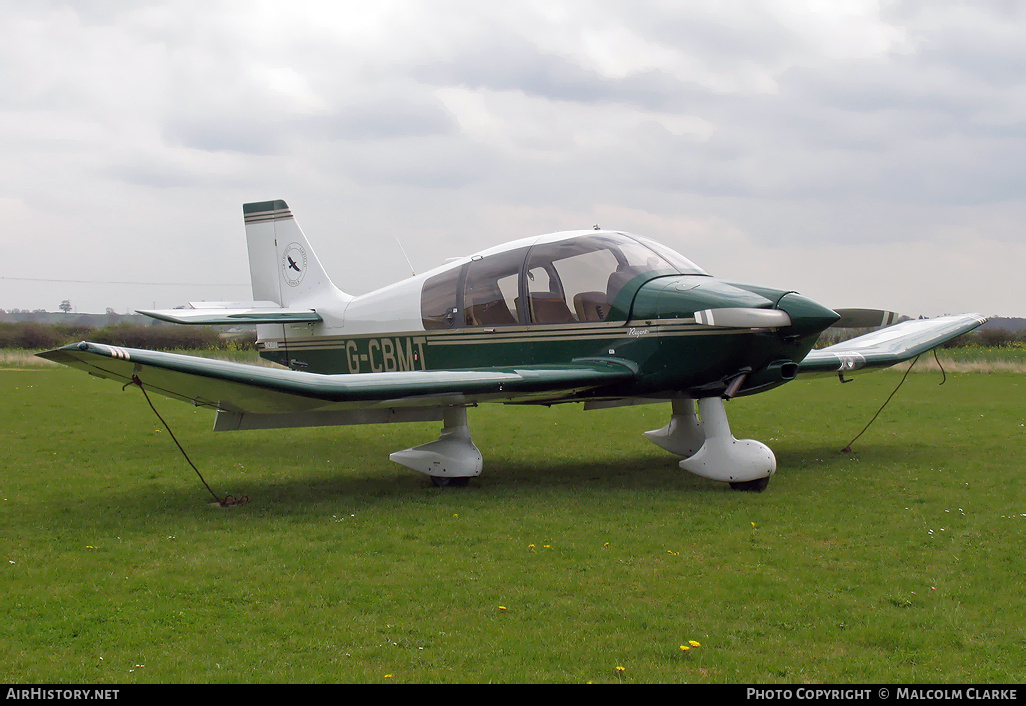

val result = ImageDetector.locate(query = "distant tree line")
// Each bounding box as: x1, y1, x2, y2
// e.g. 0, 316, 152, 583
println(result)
944, 327, 1026, 348
1, 309, 151, 327
0, 322, 256, 351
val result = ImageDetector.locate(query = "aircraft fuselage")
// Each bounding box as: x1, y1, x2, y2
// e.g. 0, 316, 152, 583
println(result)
257, 271, 839, 402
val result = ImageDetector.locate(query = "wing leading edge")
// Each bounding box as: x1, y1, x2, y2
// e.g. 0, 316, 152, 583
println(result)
798, 313, 987, 376
37, 343, 638, 422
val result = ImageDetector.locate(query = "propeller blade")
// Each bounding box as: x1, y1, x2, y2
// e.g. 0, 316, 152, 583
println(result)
831, 308, 907, 328
694, 308, 792, 328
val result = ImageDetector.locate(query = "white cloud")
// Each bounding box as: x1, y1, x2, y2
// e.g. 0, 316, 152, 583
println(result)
0, 1, 1022, 316
436, 85, 714, 155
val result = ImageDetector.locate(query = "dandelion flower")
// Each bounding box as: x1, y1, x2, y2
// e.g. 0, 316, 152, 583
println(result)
689, 640, 701, 647
615, 666, 625, 672
679, 645, 690, 652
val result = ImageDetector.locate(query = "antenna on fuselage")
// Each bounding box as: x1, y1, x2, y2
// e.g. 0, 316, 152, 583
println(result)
395, 236, 416, 277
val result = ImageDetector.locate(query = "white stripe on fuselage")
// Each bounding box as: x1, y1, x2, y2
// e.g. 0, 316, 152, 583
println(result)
257, 322, 751, 374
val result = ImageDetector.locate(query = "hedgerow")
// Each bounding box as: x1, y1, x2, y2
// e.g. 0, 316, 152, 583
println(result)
0, 321, 256, 351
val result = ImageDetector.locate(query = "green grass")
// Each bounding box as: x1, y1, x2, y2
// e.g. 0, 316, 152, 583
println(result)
1, 367, 1023, 683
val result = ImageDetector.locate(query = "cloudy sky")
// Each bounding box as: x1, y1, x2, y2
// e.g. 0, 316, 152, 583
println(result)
2, 0, 1023, 318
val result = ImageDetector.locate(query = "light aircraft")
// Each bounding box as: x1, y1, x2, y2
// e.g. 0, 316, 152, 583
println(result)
39, 200, 986, 491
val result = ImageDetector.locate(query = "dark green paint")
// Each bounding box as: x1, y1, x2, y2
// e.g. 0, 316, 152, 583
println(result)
260, 274, 831, 399
243, 200, 288, 214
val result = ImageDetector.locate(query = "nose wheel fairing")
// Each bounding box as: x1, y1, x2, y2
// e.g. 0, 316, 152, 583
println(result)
645, 397, 776, 487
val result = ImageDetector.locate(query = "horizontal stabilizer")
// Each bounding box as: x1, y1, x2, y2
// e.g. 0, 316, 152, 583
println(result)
799, 313, 986, 376
188, 301, 278, 309
138, 305, 322, 325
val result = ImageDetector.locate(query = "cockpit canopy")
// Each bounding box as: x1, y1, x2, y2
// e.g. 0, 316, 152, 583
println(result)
422, 232, 707, 329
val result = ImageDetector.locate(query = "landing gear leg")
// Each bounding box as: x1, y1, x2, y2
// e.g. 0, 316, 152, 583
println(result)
389, 407, 482, 486
676, 397, 775, 490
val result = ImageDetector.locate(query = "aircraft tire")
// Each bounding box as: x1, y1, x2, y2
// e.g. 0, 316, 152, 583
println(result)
729, 477, 770, 492
430, 476, 471, 488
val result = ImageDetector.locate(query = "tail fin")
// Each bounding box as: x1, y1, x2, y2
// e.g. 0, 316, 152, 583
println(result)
243, 200, 351, 307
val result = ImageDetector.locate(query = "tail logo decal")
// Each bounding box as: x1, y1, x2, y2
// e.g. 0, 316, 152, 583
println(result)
281, 243, 308, 287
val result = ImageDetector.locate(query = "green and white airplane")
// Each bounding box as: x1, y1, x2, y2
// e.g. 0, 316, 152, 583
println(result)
39, 200, 986, 491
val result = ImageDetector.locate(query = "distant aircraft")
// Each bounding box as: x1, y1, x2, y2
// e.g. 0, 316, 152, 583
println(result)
39, 200, 985, 491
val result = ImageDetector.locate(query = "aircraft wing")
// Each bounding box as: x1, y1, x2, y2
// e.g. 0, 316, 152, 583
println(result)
37, 343, 637, 421
798, 313, 987, 376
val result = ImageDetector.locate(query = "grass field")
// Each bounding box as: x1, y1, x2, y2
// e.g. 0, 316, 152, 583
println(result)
1, 365, 1023, 683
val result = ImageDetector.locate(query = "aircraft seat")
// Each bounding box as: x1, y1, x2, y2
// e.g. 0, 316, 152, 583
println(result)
606, 266, 648, 304
466, 294, 517, 326
529, 293, 576, 324
573, 291, 608, 321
